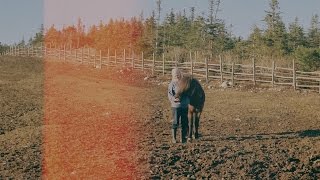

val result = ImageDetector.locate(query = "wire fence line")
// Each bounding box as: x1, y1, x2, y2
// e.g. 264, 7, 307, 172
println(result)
1, 45, 320, 93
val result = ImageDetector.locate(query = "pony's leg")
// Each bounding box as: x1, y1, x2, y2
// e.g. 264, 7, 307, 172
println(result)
192, 112, 197, 139
171, 108, 178, 143
188, 112, 193, 140
188, 105, 195, 140
180, 108, 188, 143
194, 112, 202, 139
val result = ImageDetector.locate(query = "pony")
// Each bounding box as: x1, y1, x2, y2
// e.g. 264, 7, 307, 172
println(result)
175, 75, 205, 141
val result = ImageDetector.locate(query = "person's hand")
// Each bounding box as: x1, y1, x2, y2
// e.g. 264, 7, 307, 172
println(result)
174, 98, 180, 102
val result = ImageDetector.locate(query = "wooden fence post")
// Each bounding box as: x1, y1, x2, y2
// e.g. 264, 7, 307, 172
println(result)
232, 62, 235, 87
293, 59, 296, 90
59, 47, 61, 60
190, 51, 193, 78
272, 61, 275, 87
75, 49, 77, 61
219, 55, 223, 83
162, 53, 165, 76
63, 45, 66, 62
115, 50, 117, 65
88, 48, 91, 64
152, 52, 155, 75
99, 50, 102, 68
107, 48, 110, 67
253, 57, 256, 86
205, 58, 209, 83
142, 52, 144, 71
132, 51, 135, 69
94, 51, 96, 67
123, 49, 126, 66
81, 48, 83, 64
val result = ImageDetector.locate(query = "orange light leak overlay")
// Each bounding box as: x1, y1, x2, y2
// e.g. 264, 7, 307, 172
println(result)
43, 1, 143, 179
43, 62, 143, 179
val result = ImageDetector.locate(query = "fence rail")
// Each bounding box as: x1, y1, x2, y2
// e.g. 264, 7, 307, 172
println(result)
1, 46, 320, 93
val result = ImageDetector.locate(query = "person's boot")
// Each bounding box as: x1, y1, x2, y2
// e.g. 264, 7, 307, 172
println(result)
181, 128, 187, 143
194, 132, 199, 139
171, 129, 177, 143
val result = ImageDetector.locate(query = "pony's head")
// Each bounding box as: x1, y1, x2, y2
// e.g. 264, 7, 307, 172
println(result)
176, 75, 205, 112
175, 75, 192, 98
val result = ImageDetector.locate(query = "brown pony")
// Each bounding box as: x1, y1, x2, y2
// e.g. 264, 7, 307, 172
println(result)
175, 75, 205, 140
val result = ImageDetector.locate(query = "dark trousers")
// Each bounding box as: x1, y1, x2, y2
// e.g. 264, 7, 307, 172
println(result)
171, 107, 188, 130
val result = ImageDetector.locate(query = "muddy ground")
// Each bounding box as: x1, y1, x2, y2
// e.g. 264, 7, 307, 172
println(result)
0, 56, 319, 179
0, 56, 43, 179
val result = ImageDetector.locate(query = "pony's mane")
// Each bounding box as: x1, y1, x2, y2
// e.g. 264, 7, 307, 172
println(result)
175, 75, 192, 98
175, 75, 205, 111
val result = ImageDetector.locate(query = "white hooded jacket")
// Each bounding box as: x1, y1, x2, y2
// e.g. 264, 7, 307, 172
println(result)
168, 68, 189, 108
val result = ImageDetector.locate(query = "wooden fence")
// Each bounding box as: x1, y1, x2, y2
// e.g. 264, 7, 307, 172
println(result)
1, 46, 320, 93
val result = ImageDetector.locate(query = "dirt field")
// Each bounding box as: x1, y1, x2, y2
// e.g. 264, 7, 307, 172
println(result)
0, 56, 43, 179
1, 56, 319, 179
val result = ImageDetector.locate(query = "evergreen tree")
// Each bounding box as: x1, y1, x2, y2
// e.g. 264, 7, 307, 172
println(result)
288, 17, 305, 52
0, 42, 9, 54
185, 15, 206, 51
295, 47, 320, 71
248, 25, 265, 57
45, 25, 61, 48
263, 0, 288, 57
31, 24, 44, 46
307, 14, 320, 48
139, 12, 157, 55
18, 37, 26, 46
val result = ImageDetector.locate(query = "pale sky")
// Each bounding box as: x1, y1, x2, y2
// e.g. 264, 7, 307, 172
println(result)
1, 0, 320, 45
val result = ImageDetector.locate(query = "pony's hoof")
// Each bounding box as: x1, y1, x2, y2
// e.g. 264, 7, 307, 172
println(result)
187, 138, 192, 142
172, 139, 177, 144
